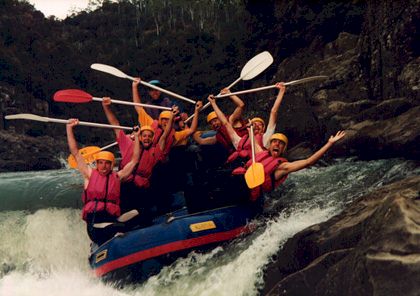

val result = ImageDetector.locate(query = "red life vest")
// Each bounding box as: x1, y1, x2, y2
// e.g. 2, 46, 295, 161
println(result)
151, 120, 175, 156
232, 151, 288, 201
227, 133, 264, 163
129, 145, 162, 188
216, 125, 235, 154
81, 170, 121, 221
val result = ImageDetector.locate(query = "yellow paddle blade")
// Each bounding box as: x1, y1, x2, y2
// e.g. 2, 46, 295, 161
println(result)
244, 162, 265, 189
67, 146, 101, 169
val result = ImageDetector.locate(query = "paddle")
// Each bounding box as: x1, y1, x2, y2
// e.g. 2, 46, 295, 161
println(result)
184, 51, 274, 123
68, 142, 118, 169
216, 75, 329, 99
90, 63, 196, 105
54, 89, 172, 111
68, 146, 100, 169
5, 114, 133, 131
244, 125, 265, 189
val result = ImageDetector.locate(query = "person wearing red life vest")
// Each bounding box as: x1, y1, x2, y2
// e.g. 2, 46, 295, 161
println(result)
233, 130, 346, 201
101, 98, 178, 215
193, 88, 247, 153
207, 83, 287, 167
66, 118, 141, 245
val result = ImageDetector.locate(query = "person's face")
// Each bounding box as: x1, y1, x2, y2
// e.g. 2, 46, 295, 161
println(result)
268, 139, 286, 157
160, 118, 169, 129
252, 121, 265, 134
178, 120, 185, 129
209, 118, 222, 131
149, 89, 161, 100
96, 159, 113, 175
140, 130, 154, 148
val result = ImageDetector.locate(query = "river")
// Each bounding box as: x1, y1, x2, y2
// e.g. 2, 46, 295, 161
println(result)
0, 158, 418, 296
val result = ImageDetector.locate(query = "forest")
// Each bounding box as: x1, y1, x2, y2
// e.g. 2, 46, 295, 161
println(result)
0, 0, 418, 171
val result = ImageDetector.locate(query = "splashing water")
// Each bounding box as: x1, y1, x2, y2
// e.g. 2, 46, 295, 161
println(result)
0, 158, 418, 296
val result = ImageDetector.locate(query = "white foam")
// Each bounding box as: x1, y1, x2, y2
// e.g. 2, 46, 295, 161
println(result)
135, 206, 336, 296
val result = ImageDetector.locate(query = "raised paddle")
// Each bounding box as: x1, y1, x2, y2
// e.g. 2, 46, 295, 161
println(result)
68, 142, 118, 169
244, 125, 265, 189
90, 63, 197, 105
5, 114, 133, 131
216, 76, 329, 99
185, 51, 274, 123
54, 89, 172, 111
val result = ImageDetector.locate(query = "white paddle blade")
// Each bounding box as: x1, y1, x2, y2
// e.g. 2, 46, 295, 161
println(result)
240, 51, 274, 81
91, 63, 128, 79
285, 75, 328, 86
5, 114, 49, 122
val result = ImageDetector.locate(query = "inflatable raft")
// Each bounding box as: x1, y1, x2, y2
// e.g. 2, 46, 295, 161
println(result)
89, 204, 258, 283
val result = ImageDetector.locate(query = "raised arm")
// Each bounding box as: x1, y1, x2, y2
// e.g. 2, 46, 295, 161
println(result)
132, 77, 154, 126
132, 77, 143, 114
118, 127, 141, 181
101, 97, 121, 139
274, 131, 346, 180
184, 101, 203, 137
208, 95, 241, 147
66, 119, 91, 180
264, 83, 286, 147
220, 88, 245, 126
157, 105, 177, 151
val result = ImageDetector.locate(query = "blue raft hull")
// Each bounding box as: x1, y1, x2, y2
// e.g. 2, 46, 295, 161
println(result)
89, 205, 258, 283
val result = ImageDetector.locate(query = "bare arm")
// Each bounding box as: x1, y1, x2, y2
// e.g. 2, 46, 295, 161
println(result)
220, 88, 245, 126
208, 95, 241, 147
132, 77, 154, 126
185, 101, 203, 136
118, 127, 140, 181
66, 119, 91, 180
158, 105, 178, 150
274, 131, 346, 180
267, 83, 286, 131
132, 77, 143, 114
101, 97, 121, 139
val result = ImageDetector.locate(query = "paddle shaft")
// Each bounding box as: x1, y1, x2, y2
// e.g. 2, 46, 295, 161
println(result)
216, 76, 329, 99
99, 141, 118, 151
91, 97, 171, 110
184, 76, 242, 123
6, 114, 133, 131
53, 118, 133, 130
217, 85, 275, 99
250, 125, 256, 164
185, 52, 273, 123
123, 75, 196, 105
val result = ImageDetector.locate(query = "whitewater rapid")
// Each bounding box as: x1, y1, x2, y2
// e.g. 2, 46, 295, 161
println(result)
0, 158, 418, 296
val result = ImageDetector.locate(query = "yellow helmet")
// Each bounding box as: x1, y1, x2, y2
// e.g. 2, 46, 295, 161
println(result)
159, 111, 172, 122
207, 111, 218, 123
270, 133, 288, 149
140, 125, 154, 135
95, 151, 115, 166
250, 117, 265, 126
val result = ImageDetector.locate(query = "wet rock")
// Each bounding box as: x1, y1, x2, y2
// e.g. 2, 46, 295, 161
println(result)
0, 131, 66, 172
342, 106, 420, 159
262, 176, 420, 296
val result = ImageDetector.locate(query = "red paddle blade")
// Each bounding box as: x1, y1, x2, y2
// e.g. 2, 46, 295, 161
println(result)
53, 89, 93, 103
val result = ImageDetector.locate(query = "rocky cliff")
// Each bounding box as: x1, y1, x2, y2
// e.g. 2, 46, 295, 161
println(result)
266, 0, 419, 161
262, 176, 420, 296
